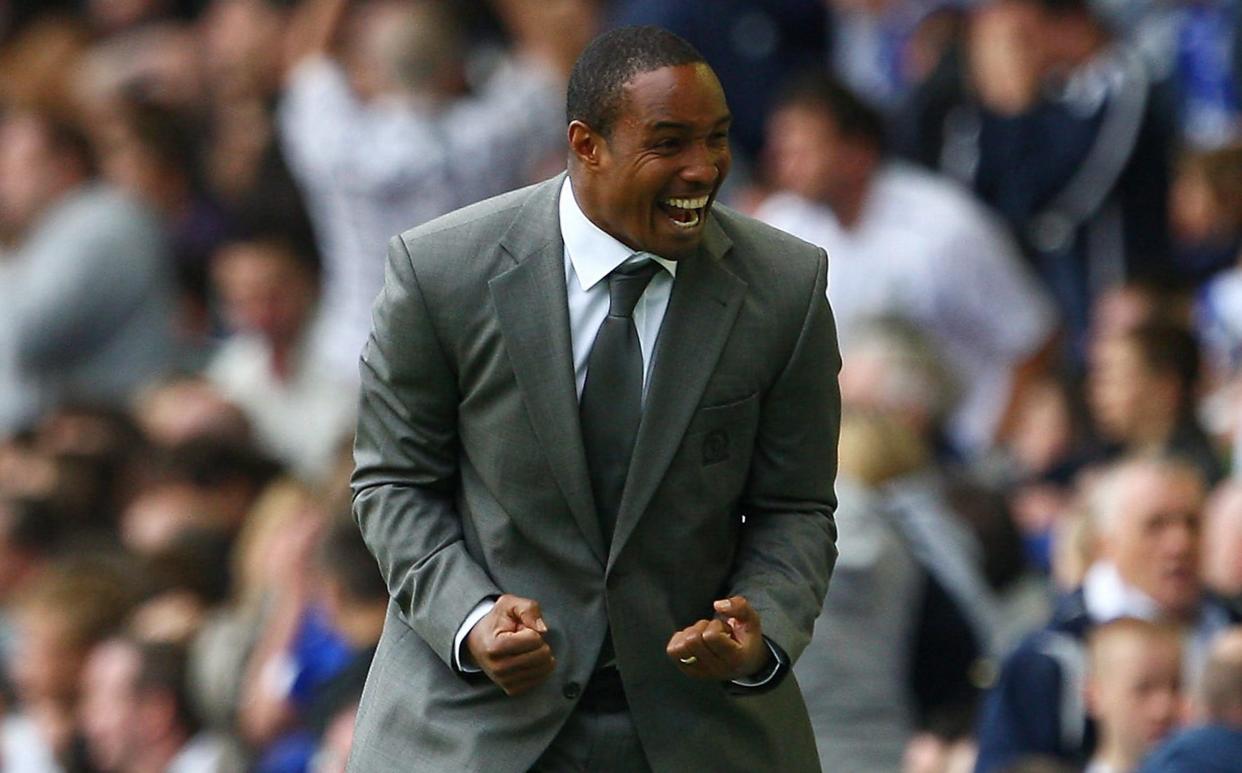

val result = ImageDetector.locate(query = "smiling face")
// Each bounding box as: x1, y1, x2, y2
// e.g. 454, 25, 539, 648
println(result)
569, 63, 732, 260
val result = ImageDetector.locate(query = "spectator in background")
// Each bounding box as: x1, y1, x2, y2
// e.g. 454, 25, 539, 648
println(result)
1083, 618, 1184, 773
120, 438, 280, 555
975, 455, 1238, 772
1203, 482, 1242, 619
199, 0, 288, 104
278, 0, 571, 376
1169, 143, 1242, 283
184, 479, 322, 740
243, 517, 386, 772
0, 107, 177, 433
1103, 0, 1242, 150
207, 227, 354, 484
80, 637, 242, 773
132, 376, 252, 449
1139, 627, 1242, 772
957, 0, 1174, 351
800, 321, 1027, 772
93, 97, 232, 354
828, 0, 950, 113
0, 498, 58, 683
308, 699, 356, 773
987, 371, 1096, 577
796, 409, 930, 772
1087, 321, 1224, 485
2, 559, 137, 771
756, 72, 1056, 456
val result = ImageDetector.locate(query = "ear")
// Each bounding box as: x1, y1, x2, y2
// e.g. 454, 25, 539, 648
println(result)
568, 120, 604, 168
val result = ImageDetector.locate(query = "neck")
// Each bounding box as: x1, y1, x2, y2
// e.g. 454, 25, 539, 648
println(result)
828, 174, 872, 230
128, 732, 187, 773
267, 331, 304, 382
1125, 408, 1178, 450
1092, 738, 1144, 772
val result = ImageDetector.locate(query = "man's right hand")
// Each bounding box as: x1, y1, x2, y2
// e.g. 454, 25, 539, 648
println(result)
464, 594, 555, 696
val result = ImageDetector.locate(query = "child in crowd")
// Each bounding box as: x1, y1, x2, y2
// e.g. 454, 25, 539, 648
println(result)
1084, 618, 1184, 773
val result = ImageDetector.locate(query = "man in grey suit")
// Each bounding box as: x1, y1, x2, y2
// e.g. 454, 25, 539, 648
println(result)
351, 26, 841, 772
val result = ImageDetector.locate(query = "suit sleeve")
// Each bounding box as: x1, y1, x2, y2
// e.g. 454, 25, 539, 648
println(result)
728, 246, 841, 666
351, 235, 502, 668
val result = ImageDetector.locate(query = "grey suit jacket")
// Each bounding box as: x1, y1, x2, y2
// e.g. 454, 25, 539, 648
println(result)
350, 174, 841, 773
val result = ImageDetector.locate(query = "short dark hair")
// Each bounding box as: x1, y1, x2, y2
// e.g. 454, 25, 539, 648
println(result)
775, 70, 888, 154
566, 26, 705, 137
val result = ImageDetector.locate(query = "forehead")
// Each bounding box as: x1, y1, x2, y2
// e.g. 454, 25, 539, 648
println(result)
1118, 467, 1204, 524
616, 64, 729, 130
87, 642, 140, 684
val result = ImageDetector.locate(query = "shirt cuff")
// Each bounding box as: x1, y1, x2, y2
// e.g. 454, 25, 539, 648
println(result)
729, 637, 785, 688
453, 598, 497, 673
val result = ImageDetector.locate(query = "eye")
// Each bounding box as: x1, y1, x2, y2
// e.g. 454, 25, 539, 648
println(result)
653, 138, 682, 153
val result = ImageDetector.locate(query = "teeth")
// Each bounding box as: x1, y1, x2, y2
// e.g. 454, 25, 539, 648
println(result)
663, 195, 709, 210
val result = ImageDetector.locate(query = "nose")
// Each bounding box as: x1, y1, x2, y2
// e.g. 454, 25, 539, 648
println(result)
1165, 519, 1198, 556
680, 141, 724, 187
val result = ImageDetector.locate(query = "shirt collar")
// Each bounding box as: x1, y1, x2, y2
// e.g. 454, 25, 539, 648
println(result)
559, 177, 677, 292
1082, 561, 1163, 622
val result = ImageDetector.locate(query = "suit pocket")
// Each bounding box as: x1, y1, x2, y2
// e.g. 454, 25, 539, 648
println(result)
683, 391, 761, 488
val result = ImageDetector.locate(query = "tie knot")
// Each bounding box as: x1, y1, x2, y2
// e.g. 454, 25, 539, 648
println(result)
607, 259, 661, 318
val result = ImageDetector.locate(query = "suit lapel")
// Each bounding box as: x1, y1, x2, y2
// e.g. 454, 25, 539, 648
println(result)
608, 216, 744, 571
490, 177, 606, 566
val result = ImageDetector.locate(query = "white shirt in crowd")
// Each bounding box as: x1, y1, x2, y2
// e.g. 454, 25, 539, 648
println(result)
278, 54, 564, 378
206, 318, 356, 483
756, 162, 1057, 455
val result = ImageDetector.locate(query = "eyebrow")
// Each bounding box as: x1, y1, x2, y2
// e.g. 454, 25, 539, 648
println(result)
649, 115, 733, 132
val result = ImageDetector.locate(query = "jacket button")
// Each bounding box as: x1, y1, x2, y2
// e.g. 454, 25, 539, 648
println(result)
562, 681, 581, 700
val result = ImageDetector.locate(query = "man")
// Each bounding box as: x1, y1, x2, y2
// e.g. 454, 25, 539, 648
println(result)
1087, 321, 1223, 485
0, 107, 176, 432
279, 0, 568, 377
974, 455, 1239, 772
351, 25, 840, 773
1139, 626, 1242, 772
960, 0, 1173, 351
79, 637, 239, 772
756, 73, 1055, 457
208, 226, 355, 483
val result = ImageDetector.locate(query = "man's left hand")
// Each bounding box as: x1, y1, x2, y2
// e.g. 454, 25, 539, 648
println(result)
665, 595, 770, 681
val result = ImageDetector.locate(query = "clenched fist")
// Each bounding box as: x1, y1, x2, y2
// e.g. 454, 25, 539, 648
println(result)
465, 594, 555, 696
666, 596, 771, 681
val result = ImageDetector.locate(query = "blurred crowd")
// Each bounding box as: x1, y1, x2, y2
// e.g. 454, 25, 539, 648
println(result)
1, 0, 1242, 771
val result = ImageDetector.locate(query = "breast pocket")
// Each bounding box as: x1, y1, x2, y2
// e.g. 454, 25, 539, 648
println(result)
686, 392, 761, 463
673, 392, 762, 510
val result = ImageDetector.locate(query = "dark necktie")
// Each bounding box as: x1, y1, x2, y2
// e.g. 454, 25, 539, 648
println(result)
580, 257, 661, 548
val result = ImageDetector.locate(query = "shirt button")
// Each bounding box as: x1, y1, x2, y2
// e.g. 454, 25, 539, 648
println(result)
562, 681, 581, 700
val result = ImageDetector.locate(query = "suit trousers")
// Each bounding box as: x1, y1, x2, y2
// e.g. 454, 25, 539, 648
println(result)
529, 704, 653, 773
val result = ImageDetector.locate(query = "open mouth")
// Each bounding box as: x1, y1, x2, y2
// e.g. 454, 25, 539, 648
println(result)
658, 195, 710, 230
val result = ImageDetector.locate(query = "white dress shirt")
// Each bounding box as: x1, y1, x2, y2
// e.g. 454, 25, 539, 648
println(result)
454, 178, 780, 686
